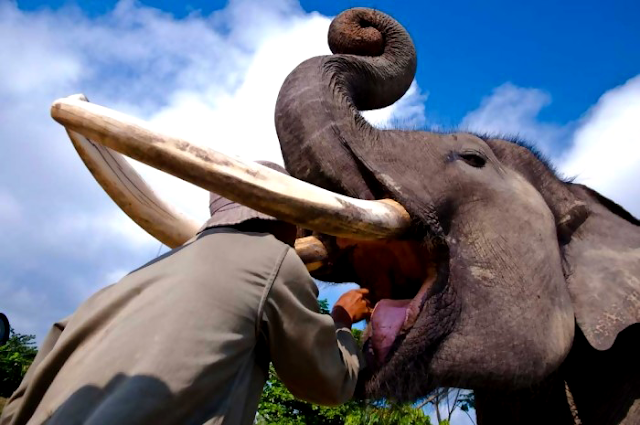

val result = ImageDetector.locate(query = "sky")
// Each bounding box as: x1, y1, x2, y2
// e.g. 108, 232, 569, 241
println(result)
1, 0, 639, 422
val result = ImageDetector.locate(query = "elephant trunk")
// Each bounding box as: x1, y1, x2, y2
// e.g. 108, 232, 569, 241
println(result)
274, 7, 417, 199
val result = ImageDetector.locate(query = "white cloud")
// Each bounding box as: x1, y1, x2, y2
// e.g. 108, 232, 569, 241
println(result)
0, 188, 23, 224
423, 389, 476, 425
0, 280, 51, 336
460, 82, 569, 155
362, 81, 428, 129
0, 0, 427, 340
558, 75, 640, 216
450, 408, 476, 425
461, 78, 640, 217
0, 4, 81, 95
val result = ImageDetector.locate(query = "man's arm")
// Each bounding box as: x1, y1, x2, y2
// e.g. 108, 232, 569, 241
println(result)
263, 249, 371, 406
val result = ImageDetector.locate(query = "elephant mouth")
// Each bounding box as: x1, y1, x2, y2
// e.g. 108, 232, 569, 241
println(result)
346, 239, 448, 370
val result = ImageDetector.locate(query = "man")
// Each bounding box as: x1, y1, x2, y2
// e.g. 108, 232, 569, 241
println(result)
1, 161, 371, 425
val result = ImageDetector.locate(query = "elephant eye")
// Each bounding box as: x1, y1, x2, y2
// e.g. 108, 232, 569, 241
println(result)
458, 152, 487, 168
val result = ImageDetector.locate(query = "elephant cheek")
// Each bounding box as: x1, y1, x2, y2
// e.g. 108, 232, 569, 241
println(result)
542, 300, 576, 372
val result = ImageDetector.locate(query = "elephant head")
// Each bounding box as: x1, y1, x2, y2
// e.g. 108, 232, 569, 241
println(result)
274, 8, 640, 401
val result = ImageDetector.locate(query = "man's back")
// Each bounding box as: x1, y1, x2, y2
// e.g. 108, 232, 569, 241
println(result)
3, 158, 370, 425
2, 229, 293, 425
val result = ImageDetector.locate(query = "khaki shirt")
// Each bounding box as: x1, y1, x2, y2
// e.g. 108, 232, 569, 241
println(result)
1, 228, 362, 425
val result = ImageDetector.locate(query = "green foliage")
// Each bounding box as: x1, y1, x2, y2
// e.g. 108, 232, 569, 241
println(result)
343, 401, 433, 425
0, 329, 38, 398
317, 299, 331, 315
256, 363, 361, 424
256, 362, 433, 425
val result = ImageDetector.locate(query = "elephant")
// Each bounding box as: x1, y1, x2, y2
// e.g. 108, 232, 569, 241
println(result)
273, 7, 640, 425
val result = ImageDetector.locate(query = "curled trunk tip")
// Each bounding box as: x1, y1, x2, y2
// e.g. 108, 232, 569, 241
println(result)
328, 8, 386, 57
326, 7, 417, 111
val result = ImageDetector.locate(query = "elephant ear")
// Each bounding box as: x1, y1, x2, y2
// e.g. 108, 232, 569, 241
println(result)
565, 184, 640, 351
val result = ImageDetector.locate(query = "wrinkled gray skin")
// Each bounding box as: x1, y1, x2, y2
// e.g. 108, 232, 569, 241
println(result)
275, 8, 640, 425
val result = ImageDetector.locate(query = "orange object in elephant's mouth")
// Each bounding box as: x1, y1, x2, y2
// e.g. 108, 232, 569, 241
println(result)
335, 238, 441, 367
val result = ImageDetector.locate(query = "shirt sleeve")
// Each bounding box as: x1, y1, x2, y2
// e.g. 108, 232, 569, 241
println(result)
262, 248, 363, 407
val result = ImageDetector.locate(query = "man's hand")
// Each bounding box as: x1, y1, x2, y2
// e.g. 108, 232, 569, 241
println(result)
331, 288, 373, 329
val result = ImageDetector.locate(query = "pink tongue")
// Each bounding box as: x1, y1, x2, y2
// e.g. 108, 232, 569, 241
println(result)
370, 299, 411, 365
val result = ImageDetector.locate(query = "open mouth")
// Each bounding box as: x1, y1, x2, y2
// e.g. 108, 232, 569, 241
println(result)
364, 264, 438, 368
336, 238, 446, 369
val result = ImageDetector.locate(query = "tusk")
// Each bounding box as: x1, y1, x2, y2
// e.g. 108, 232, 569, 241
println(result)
294, 236, 329, 272
51, 95, 411, 240
64, 95, 200, 248
60, 96, 331, 269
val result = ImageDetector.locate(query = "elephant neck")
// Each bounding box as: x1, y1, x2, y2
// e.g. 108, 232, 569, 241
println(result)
562, 324, 640, 425
474, 372, 575, 425
475, 325, 640, 425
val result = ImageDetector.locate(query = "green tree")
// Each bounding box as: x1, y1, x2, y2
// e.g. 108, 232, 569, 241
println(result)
344, 400, 434, 425
0, 329, 38, 398
256, 363, 433, 425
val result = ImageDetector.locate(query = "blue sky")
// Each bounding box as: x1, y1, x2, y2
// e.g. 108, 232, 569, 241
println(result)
1, 2, 639, 422
15, 0, 640, 137
311, 0, 640, 133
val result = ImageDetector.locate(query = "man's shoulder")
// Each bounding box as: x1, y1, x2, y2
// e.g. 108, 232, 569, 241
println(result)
198, 227, 289, 250
195, 227, 293, 267
199, 229, 313, 283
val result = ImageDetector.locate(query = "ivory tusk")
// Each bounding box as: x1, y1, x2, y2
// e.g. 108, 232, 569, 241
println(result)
51, 95, 411, 240
294, 236, 329, 272
59, 95, 331, 269
64, 95, 201, 248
